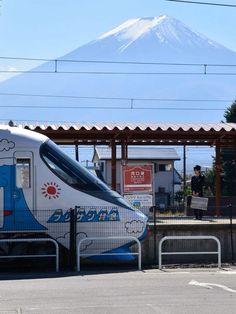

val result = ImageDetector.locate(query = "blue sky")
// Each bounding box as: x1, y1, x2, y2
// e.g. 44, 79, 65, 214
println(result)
1, 0, 236, 61
1, 0, 229, 169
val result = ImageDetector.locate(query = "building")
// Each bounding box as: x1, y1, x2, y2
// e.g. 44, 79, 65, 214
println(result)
92, 146, 181, 208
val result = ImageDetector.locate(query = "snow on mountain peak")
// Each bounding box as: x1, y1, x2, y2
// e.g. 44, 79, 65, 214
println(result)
99, 15, 168, 41
97, 15, 223, 53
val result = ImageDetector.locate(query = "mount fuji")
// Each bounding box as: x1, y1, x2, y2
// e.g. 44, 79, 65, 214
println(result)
0, 15, 236, 123
68, 16, 236, 62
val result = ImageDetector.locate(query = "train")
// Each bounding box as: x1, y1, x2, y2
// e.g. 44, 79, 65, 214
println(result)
0, 125, 148, 260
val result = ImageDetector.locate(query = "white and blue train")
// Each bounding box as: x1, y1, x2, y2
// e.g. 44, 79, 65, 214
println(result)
0, 125, 147, 260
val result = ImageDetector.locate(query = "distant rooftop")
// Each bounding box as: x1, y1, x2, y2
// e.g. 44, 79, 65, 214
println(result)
94, 147, 180, 161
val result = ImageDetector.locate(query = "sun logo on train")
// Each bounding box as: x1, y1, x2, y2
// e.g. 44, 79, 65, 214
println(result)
41, 182, 61, 199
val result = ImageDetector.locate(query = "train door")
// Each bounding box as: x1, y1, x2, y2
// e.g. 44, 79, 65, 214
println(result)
0, 158, 15, 229
13, 152, 35, 216
12, 152, 46, 231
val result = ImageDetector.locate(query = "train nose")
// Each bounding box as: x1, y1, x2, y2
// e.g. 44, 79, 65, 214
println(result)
136, 209, 148, 222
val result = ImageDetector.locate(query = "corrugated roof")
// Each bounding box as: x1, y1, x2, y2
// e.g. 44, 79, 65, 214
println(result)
16, 122, 236, 132
4, 121, 235, 146
94, 147, 180, 160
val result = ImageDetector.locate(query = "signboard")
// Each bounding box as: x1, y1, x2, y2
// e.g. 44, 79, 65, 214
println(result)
123, 164, 153, 193
190, 196, 209, 211
124, 194, 153, 214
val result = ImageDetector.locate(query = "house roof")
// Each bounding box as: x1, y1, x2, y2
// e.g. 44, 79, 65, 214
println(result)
94, 147, 180, 161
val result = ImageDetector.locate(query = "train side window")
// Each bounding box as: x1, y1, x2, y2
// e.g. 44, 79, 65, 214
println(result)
16, 158, 31, 188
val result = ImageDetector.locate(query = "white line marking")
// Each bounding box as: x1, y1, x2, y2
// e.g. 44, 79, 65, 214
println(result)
71, 304, 154, 309
219, 271, 236, 275
143, 270, 190, 274
189, 280, 236, 293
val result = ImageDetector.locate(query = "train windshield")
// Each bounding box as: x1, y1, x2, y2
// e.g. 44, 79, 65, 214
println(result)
40, 140, 111, 193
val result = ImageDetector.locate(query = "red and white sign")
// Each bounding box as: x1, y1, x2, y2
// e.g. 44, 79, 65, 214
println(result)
123, 165, 153, 193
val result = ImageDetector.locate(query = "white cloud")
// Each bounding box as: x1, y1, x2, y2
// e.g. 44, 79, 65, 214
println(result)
125, 220, 144, 234
76, 232, 93, 251
56, 231, 92, 252
0, 67, 18, 82
0, 139, 15, 152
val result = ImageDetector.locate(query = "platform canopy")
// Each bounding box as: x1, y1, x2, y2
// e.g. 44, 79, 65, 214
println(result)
17, 122, 236, 146
12, 121, 236, 216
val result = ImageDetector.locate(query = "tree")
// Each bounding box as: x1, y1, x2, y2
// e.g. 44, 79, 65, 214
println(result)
207, 100, 236, 196
221, 100, 236, 196
224, 100, 236, 122
204, 168, 215, 195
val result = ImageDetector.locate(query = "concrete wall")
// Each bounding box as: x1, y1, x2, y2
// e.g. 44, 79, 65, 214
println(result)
104, 160, 122, 192
154, 168, 174, 194
139, 223, 236, 265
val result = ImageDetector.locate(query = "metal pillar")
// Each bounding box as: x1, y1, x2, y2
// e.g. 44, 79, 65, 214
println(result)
75, 142, 79, 162
121, 139, 127, 164
183, 145, 186, 192
111, 139, 117, 191
69, 207, 77, 271
215, 140, 221, 217
234, 141, 236, 195
183, 145, 187, 213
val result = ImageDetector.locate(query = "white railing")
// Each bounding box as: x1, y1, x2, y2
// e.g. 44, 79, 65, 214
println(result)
159, 236, 221, 270
77, 236, 141, 272
0, 238, 59, 272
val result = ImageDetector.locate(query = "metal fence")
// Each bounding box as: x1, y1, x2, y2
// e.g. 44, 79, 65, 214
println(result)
0, 208, 65, 272
0, 203, 235, 271
0, 238, 59, 272
158, 236, 221, 269
145, 203, 236, 266
77, 236, 142, 272
0, 206, 146, 271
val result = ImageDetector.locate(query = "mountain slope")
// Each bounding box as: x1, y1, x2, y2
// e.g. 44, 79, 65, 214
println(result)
0, 15, 236, 123
64, 16, 236, 62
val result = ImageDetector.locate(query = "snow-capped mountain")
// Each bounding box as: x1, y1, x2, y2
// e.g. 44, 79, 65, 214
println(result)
65, 16, 236, 62
0, 15, 236, 123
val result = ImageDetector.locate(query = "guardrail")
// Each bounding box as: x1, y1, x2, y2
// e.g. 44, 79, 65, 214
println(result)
77, 236, 141, 272
0, 238, 59, 272
159, 236, 221, 269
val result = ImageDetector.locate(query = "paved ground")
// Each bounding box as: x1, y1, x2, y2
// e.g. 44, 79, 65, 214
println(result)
0, 267, 236, 314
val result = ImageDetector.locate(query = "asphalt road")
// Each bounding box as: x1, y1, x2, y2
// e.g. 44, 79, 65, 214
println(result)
0, 267, 236, 314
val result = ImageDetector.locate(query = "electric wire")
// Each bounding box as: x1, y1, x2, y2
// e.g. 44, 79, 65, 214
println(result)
1, 56, 236, 66
1, 70, 236, 75
0, 104, 228, 111
1, 56, 236, 75
0, 92, 232, 103
166, 0, 236, 7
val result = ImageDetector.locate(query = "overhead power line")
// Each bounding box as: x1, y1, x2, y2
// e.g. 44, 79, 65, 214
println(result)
166, 0, 236, 7
0, 92, 232, 111
1, 56, 236, 66
1, 69, 236, 75
0, 104, 227, 111
1, 56, 236, 75
0, 92, 232, 103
